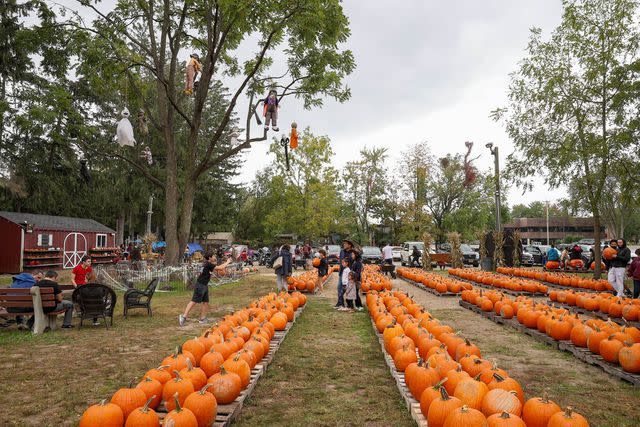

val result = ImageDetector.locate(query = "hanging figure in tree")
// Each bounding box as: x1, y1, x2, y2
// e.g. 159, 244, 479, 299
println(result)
263, 89, 280, 131
137, 108, 152, 165
184, 53, 202, 96
79, 160, 92, 185
115, 108, 135, 147
463, 141, 479, 187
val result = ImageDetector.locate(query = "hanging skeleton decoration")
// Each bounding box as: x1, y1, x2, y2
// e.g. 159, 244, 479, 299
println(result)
463, 141, 478, 187
140, 146, 153, 165
115, 108, 135, 147
79, 160, 92, 185
262, 89, 279, 131
184, 53, 202, 96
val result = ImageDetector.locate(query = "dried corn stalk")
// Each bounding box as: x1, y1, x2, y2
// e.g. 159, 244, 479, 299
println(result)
493, 231, 505, 269
448, 232, 463, 268
422, 232, 433, 271
512, 230, 522, 267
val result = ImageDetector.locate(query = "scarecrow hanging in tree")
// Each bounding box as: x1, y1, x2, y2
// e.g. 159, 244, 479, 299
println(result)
463, 141, 478, 187
184, 53, 202, 96
262, 89, 280, 131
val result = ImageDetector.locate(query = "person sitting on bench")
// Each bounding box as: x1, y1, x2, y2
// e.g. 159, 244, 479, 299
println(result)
37, 270, 74, 329
8, 271, 42, 328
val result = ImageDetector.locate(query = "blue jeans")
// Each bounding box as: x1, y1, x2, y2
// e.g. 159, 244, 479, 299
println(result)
337, 273, 345, 306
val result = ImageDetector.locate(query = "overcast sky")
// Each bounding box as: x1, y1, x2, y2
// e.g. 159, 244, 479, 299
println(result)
237, 0, 566, 205
64, 0, 566, 205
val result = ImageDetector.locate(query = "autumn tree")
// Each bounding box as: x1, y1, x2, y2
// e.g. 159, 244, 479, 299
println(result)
70, 0, 354, 263
493, 0, 640, 278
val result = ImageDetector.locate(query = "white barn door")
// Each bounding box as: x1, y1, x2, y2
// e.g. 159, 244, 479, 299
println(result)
63, 232, 88, 268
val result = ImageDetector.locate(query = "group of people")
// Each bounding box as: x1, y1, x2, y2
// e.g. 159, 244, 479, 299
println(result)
7, 256, 95, 330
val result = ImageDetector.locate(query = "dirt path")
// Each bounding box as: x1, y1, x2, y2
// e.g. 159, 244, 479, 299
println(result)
392, 278, 640, 427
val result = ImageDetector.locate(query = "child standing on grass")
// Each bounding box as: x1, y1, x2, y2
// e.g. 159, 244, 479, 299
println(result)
315, 249, 329, 292
179, 251, 216, 326
338, 257, 351, 311
343, 271, 357, 311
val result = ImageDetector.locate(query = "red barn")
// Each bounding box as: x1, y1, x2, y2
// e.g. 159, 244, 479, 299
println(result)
0, 211, 117, 274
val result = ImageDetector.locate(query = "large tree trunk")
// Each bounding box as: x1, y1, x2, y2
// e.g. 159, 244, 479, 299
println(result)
116, 208, 125, 246
178, 177, 197, 256
593, 213, 602, 280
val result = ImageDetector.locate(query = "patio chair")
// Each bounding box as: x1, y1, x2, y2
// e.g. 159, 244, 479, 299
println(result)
72, 283, 117, 329
123, 278, 159, 318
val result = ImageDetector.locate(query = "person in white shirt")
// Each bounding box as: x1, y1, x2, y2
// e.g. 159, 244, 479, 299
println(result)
382, 243, 394, 265
338, 258, 352, 312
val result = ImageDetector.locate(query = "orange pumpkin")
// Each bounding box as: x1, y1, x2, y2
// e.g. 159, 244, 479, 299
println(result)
124, 397, 159, 427
183, 385, 218, 427
164, 394, 198, 427
487, 411, 526, 427
521, 395, 562, 427
443, 405, 488, 427
427, 387, 463, 427
111, 381, 147, 420
163, 371, 195, 412
79, 400, 124, 427
136, 377, 163, 409
206, 366, 242, 404
222, 353, 251, 388
547, 407, 589, 427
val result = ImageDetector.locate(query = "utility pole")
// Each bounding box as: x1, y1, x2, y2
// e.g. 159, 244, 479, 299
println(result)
485, 143, 501, 232
146, 195, 154, 235
546, 201, 550, 245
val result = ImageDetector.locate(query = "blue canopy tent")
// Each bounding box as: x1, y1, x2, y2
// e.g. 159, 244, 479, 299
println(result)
152, 241, 166, 251
187, 243, 204, 255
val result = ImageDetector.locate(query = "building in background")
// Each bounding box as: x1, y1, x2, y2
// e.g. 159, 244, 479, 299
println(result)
0, 211, 116, 274
503, 216, 608, 245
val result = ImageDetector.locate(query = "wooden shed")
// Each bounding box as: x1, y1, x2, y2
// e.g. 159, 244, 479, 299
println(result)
0, 211, 117, 274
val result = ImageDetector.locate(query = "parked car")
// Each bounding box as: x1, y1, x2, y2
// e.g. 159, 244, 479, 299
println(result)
523, 245, 545, 265
439, 243, 479, 267
392, 246, 402, 262
325, 244, 341, 264
521, 251, 535, 266
362, 246, 383, 264
400, 242, 424, 266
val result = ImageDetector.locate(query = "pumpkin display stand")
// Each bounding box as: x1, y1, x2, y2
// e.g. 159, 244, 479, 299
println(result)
458, 300, 640, 387
365, 305, 428, 426
397, 274, 461, 298
155, 302, 306, 426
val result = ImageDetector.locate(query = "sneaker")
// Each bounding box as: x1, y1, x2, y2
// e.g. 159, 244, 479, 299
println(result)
273, 126, 279, 131
62, 324, 74, 329
178, 314, 186, 327
92, 320, 100, 326
198, 317, 211, 324
337, 307, 349, 312
356, 307, 364, 312
264, 125, 270, 131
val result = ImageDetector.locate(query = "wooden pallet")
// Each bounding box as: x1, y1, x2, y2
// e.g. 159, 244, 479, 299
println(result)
397, 276, 459, 298
453, 277, 544, 298
368, 315, 427, 426
458, 300, 640, 386
156, 305, 306, 426
547, 301, 640, 329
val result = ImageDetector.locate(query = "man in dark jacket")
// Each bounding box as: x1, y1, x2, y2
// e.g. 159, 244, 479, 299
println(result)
335, 239, 354, 308
608, 238, 631, 297
275, 245, 293, 292
350, 249, 364, 310
628, 248, 640, 298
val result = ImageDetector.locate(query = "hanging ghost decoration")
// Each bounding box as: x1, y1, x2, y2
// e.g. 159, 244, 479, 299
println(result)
116, 108, 136, 147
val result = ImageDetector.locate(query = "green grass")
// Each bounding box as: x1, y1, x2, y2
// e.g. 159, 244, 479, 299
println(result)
235, 296, 414, 427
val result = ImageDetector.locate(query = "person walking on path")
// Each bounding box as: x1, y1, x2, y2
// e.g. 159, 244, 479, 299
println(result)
335, 239, 354, 309
179, 251, 216, 326
274, 244, 293, 293
609, 238, 631, 297
350, 249, 364, 310
382, 242, 394, 266
628, 248, 640, 298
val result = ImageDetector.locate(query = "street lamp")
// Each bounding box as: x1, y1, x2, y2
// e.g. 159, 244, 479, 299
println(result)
485, 142, 502, 232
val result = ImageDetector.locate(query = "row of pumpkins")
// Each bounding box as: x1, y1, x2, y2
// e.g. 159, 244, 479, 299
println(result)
544, 260, 605, 271
79, 291, 307, 427
550, 290, 640, 321
461, 289, 640, 374
365, 270, 588, 426
497, 268, 613, 292
286, 266, 337, 292
449, 269, 548, 295
360, 264, 394, 292
396, 267, 473, 294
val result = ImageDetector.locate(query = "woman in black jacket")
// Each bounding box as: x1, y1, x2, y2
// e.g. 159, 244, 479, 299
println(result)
274, 245, 293, 292
350, 250, 364, 310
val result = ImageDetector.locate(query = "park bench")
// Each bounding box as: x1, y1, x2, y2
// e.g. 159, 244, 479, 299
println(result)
0, 287, 65, 334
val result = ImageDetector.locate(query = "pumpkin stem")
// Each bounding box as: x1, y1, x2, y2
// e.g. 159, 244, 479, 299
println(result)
158, 364, 171, 370
434, 378, 448, 389
564, 406, 574, 417
186, 358, 193, 371
199, 384, 213, 395
173, 392, 182, 413
99, 399, 107, 406
141, 396, 155, 413
220, 366, 227, 375
493, 373, 505, 382
439, 386, 450, 400
173, 370, 182, 380
128, 378, 136, 389
499, 412, 511, 419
